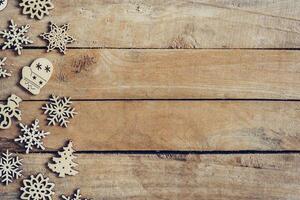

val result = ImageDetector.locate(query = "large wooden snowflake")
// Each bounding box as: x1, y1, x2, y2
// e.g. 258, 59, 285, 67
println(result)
19, 0, 54, 20
20, 173, 55, 200
0, 19, 33, 55
42, 94, 77, 127
40, 22, 75, 54
0, 57, 11, 78
61, 189, 90, 200
15, 119, 50, 154
0, 150, 22, 185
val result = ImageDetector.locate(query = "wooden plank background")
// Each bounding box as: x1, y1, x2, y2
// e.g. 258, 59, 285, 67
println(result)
1, 0, 300, 199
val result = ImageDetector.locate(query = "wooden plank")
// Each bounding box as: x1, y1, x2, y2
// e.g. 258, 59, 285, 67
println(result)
1, 49, 300, 100
1, 153, 300, 199
1, 101, 300, 151
1, 0, 300, 48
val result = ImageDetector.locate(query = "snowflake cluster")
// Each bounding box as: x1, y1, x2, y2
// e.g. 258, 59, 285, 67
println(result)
0, 19, 33, 55
62, 189, 89, 200
42, 94, 77, 127
15, 119, 50, 154
0, 57, 11, 78
0, 150, 22, 185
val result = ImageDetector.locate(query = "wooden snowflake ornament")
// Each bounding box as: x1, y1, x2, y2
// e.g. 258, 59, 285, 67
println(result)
0, 94, 22, 129
19, 0, 54, 20
42, 94, 77, 127
20, 173, 55, 200
0, 0, 8, 11
0, 57, 11, 78
0, 19, 33, 55
20, 58, 54, 95
48, 141, 78, 178
40, 22, 75, 54
15, 119, 50, 154
0, 150, 22, 185
61, 189, 90, 200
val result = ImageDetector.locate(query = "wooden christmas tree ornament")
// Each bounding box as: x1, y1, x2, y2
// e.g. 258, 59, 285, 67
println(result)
0, 94, 22, 129
0, 57, 11, 78
20, 58, 54, 95
48, 141, 78, 178
0, 0, 8, 11
61, 189, 90, 200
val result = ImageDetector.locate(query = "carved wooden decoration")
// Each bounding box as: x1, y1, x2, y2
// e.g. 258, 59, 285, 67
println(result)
40, 22, 75, 54
0, 150, 22, 185
19, 0, 54, 20
0, 0, 7, 11
20, 173, 55, 200
0, 94, 22, 130
48, 141, 79, 178
20, 58, 54, 95
0, 19, 33, 55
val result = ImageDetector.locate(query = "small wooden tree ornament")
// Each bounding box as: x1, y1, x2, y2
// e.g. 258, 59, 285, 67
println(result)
0, 94, 22, 129
48, 141, 78, 178
20, 58, 54, 95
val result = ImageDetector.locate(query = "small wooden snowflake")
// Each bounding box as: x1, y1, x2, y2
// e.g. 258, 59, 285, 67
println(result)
0, 150, 22, 185
40, 22, 75, 54
15, 119, 50, 154
20, 173, 55, 200
0, 19, 33, 55
19, 0, 54, 20
0, 57, 11, 78
42, 94, 77, 127
61, 189, 90, 200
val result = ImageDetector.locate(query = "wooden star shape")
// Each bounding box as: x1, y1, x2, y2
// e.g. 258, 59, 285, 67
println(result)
40, 22, 75, 54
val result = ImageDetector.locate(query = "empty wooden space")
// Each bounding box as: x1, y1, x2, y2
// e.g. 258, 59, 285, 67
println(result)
1, 101, 300, 151
1, 0, 300, 199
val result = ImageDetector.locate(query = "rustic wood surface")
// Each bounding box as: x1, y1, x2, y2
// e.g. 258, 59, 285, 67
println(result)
1, 0, 300, 48
1, 0, 300, 199
1, 101, 300, 151
1, 49, 300, 100
2, 154, 300, 200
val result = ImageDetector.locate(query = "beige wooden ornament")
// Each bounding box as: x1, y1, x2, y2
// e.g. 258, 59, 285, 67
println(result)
0, 150, 22, 185
40, 22, 75, 54
20, 173, 55, 200
20, 58, 53, 95
48, 141, 78, 178
19, 0, 54, 20
0, 20, 33, 55
61, 189, 90, 200
0, 94, 22, 130
0, 0, 8, 11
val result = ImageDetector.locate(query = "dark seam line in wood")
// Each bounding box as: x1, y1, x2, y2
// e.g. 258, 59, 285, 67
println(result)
2, 99, 300, 102
6, 150, 300, 155
21, 46, 300, 51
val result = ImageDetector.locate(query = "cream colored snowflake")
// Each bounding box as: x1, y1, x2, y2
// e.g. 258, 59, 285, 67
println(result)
19, 0, 54, 20
0, 57, 11, 78
61, 189, 90, 200
0, 19, 33, 55
40, 22, 75, 54
20, 173, 55, 200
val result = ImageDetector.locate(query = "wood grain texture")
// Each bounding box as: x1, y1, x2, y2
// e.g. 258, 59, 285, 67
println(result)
1, 101, 300, 151
1, 0, 300, 48
1, 153, 300, 199
1, 49, 300, 100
